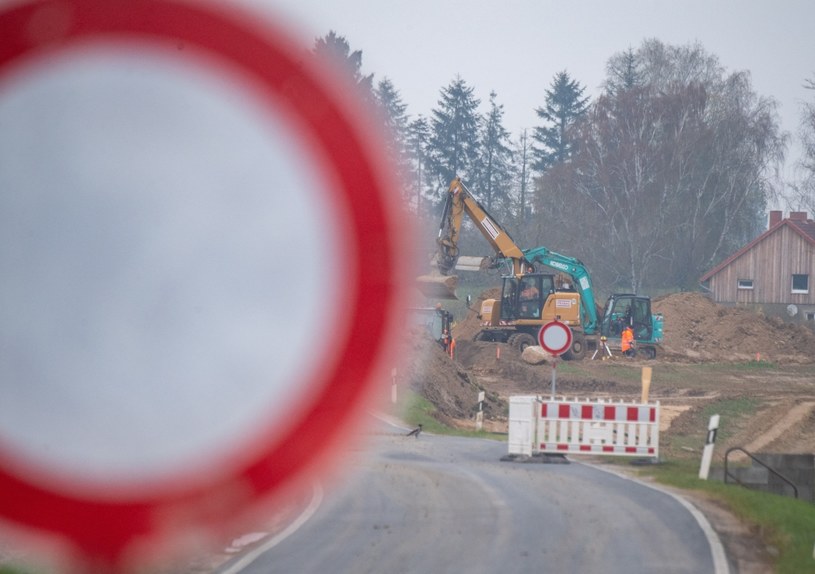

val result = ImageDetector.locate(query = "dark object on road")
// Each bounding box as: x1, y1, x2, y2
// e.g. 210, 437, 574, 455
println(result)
406, 424, 423, 438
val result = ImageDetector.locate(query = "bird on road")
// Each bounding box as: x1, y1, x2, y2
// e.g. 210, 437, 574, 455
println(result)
406, 424, 422, 438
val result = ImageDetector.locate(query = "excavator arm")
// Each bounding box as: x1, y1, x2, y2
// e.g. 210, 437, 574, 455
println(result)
436, 177, 526, 276
522, 245, 600, 334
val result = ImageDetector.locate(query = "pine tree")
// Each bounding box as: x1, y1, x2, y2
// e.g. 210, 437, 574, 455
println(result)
374, 78, 412, 200
427, 76, 481, 198
475, 91, 514, 214
312, 31, 374, 102
406, 116, 432, 214
604, 48, 642, 96
531, 71, 589, 174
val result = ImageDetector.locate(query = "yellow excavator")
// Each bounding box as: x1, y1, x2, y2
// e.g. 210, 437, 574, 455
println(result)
416, 177, 663, 360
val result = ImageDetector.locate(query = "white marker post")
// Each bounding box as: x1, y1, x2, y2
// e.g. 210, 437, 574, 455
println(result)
698, 414, 720, 480
476, 390, 485, 431
391, 368, 398, 404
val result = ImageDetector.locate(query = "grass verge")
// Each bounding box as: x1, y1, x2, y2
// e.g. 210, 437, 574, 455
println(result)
633, 459, 815, 574
398, 388, 505, 440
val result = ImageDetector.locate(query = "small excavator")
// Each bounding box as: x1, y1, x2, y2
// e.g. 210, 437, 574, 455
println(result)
416, 177, 663, 359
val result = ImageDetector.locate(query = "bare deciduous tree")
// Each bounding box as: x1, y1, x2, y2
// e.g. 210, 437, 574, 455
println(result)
535, 40, 785, 293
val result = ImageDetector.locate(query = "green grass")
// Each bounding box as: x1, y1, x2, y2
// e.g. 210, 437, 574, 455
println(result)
695, 359, 779, 371
636, 459, 815, 574
398, 389, 505, 440
655, 396, 761, 461
701, 397, 760, 441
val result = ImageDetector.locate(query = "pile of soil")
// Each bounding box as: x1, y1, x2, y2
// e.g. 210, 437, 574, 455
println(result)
452, 290, 815, 364
400, 326, 504, 425
653, 292, 815, 363
406, 290, 815, 426
454, 287, 501, 342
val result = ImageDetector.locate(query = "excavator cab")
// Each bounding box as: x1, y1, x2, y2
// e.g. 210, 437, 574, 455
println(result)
500, 274, 555, 321
600, 294, 657, 345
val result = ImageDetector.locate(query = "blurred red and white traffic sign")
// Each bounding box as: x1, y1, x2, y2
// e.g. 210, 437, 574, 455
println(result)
0, 0, 410, 569
537, 320, 573, 356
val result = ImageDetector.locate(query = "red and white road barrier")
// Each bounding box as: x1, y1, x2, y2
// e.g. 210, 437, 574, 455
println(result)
508, 396, 660, 458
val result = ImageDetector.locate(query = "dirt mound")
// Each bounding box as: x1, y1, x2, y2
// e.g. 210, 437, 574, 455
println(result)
413, 288, 815, 443
454, 287, 501, 341
653, 292, 815, 363
401, 328, 504, 424
454, 289, 815, 364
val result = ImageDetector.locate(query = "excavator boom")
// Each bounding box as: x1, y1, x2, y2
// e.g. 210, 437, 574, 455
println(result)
417, 177, 526, 299
436, 178, 525, 276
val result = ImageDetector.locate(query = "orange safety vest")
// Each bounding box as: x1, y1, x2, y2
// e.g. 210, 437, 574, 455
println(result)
621, 328, 634, 352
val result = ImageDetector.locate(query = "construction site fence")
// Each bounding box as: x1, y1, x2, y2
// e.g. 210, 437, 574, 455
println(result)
508, 396, 660, 458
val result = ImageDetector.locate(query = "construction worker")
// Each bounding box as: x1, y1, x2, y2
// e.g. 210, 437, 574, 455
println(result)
621, 325, 636, 358
435, 303, 453, 351
519, 278, 540, 318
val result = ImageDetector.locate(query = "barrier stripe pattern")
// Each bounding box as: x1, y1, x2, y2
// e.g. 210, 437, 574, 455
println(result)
507, 396, 660, 458
540, 403, 657, 423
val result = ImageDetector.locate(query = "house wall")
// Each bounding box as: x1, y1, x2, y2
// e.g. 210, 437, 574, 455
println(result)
708, 225, 815, 306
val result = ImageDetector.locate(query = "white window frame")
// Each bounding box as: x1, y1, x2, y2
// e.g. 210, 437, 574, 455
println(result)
737, 278, 754, 290
791, 274, 810, 294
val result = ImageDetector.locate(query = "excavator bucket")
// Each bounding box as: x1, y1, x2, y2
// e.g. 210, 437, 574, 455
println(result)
415, 273, 459, 300
453, 255, 490, 272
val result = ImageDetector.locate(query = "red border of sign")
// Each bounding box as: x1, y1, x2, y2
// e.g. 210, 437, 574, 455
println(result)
0, 0, 407, 566
537, 320, 573, 356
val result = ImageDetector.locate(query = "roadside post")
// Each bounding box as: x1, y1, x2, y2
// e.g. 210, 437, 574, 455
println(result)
476, 390, 485, 431
392, 368, 398, 404
641, 367, 653, 403
538, 320, 573, 399
699, 414, 721, 480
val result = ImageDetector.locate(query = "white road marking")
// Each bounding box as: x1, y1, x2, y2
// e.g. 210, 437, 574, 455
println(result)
218, 481, 323, 573
584, 462, 730, 574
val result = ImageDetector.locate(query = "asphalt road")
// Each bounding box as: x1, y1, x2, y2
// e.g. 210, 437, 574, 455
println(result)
219, 425, 726, 574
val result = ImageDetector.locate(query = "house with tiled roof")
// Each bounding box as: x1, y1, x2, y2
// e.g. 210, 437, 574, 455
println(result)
700, 211, 815, 328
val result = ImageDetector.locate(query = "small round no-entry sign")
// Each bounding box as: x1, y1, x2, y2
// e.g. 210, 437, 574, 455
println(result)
0, 0, 411, 568
538, 321, 573, 356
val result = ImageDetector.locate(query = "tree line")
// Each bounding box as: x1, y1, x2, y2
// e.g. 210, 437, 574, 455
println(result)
313, 32, 814, 295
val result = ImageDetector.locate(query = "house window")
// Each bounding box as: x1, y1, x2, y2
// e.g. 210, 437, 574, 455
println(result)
807, 312, 815, 321
792, 274, 810, 294
737, 279, 753, 290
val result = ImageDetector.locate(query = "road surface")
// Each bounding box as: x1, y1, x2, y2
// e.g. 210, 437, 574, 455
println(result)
218, 424, 726, 574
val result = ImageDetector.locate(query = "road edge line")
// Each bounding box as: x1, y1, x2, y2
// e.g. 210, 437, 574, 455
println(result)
217, 481, 324, 574
583, 462, 731, 574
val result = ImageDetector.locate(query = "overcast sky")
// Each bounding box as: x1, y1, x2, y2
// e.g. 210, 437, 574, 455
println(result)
258, 0, 814, 180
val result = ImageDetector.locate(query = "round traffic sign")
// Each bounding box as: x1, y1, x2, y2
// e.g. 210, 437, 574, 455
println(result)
538, 321, 573, 356
0, 0, 410, 568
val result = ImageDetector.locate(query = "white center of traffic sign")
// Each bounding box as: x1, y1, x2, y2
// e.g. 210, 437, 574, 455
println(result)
538, 321, 573, 356
0, 48, 343, 486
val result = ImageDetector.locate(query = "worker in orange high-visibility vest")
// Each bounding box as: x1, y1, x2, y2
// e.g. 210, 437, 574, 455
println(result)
621, 325, 636, 358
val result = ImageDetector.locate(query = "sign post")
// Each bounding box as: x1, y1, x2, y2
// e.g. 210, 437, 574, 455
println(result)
538, 321, 573, 399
